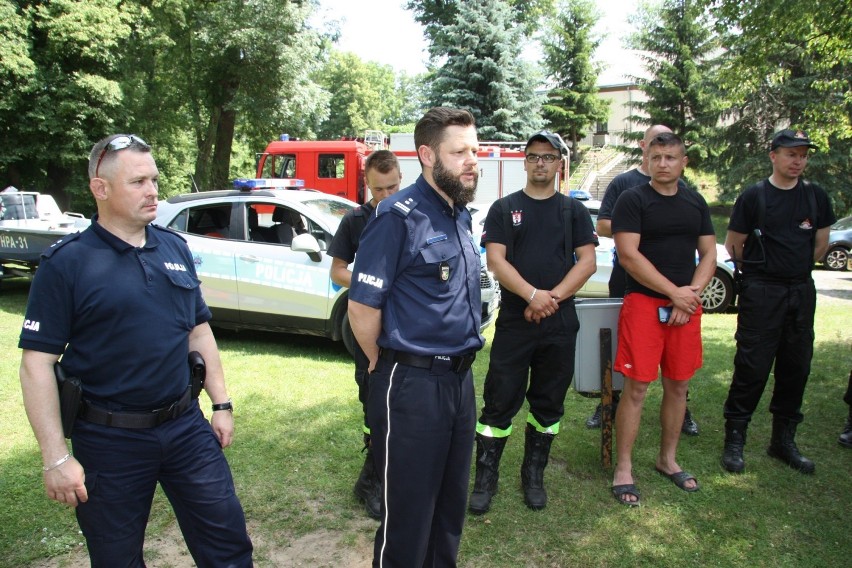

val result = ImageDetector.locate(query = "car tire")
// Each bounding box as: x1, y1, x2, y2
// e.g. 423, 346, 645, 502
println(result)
341, 310, 356, 358
701, 268, 734, 313
823, 246, 849, 271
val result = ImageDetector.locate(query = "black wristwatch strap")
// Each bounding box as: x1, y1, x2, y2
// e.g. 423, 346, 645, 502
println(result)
211, 399, 233, 412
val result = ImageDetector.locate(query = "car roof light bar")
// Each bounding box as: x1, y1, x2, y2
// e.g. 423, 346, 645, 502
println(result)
233, 178, 305, 191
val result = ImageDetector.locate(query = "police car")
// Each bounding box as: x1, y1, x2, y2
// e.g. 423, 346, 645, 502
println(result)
155, 179, 499, 356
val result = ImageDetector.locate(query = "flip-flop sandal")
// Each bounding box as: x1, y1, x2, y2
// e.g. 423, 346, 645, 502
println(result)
655, 467, 699, 492
611, 484, 641, 507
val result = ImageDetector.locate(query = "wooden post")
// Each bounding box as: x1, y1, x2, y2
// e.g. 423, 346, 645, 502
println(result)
600, 328, 613, 469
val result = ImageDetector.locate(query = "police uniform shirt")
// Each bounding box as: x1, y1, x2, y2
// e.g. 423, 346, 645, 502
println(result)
349, 175, 483, 356
19, 216, 211, 409
612, 183, 715, 299
728, 179, 836, 281
327, 201, 375, 264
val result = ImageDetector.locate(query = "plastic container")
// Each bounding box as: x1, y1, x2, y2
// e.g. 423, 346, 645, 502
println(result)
573, 298, 624, 392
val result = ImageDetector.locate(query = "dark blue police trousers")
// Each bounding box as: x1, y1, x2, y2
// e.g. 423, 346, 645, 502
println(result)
72, 403, 253, 568
368, 360, 476, 568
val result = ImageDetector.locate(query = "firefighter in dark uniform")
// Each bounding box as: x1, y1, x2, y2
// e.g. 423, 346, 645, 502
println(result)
328, 149, 401, 519
18, 135, 253, 567
722, 129, 836, 475
349, 107, 483, 567
469, 131, 598, 515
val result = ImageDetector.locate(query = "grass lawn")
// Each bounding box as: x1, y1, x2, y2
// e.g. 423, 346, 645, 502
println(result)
1, 273, 850, 567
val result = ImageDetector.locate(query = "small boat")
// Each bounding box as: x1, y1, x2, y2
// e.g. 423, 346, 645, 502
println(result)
0, 186, 90, 279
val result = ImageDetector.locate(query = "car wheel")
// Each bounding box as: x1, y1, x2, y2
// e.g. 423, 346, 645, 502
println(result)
341, 310, 356, 358
824, 246, 849, 271
701, 268, 733, 313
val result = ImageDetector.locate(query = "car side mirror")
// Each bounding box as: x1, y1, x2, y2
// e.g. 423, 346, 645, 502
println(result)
291, 233, 322, 262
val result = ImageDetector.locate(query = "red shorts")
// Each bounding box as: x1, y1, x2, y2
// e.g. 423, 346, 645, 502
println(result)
614, 293, 703, 382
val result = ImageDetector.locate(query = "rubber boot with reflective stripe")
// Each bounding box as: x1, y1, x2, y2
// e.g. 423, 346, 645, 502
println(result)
521, 424, 555, 511
468, 434, 508, 515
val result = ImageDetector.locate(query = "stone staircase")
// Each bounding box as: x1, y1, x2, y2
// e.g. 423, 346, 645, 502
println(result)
569, 147, 631, 199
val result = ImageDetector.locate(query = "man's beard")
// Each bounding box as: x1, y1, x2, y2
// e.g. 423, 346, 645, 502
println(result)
433, 155, 478, 206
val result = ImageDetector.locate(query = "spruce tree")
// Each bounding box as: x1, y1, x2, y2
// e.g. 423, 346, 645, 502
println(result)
428, 0, 544, 140
627, 0, 723, 167
541, 0, 609, 164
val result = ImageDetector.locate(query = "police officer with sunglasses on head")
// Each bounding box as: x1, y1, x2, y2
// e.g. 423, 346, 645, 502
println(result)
19, 134, 253, 567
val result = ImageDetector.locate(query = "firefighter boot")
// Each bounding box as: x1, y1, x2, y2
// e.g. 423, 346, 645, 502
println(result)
353, 435, 382, 519
767, 418, 815, 474
721, 420, 748, 473
521, 424, 555, 511
468, 434, 508, 515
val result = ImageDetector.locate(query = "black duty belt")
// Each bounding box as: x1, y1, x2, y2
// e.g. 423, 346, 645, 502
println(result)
380, 348, 476, 374
79, 387, 193, 429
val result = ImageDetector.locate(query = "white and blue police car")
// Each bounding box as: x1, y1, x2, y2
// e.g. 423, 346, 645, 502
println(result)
155, 179, 500, 356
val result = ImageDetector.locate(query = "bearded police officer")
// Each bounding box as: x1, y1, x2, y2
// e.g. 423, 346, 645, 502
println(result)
18, 134, 253, 567
349, 107, 483, 567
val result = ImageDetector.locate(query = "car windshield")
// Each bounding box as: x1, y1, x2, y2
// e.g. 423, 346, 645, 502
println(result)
300, 198, 355, 233
831, 216, 852, 231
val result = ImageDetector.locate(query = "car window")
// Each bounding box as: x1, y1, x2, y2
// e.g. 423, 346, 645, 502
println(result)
170, 204, 232, 239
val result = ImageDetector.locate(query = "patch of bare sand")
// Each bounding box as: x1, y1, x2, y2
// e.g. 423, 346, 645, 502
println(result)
28, 519, 375, 567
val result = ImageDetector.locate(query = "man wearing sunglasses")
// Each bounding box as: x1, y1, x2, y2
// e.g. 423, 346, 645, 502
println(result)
18, 134, 253, 567
469, 131, 598, 514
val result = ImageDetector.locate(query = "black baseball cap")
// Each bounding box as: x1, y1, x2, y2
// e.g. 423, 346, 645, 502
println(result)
770, 129, 818, 150
526, 130, 568, 156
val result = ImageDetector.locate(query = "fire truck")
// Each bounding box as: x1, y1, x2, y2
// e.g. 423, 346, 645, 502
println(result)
255, 132, 567, 204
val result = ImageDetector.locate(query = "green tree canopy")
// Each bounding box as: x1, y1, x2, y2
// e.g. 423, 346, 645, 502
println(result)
428, 0, 544, 140
703, 0, 851, 212
541, 0, 609, 163
627, 0, 724, 167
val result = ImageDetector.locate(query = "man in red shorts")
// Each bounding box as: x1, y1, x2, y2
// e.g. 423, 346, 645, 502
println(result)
609, 132, 717, 506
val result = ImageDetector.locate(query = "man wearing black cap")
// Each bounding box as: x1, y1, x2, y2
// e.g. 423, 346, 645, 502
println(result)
468, 131, 598, 513
721, 129, 836, 475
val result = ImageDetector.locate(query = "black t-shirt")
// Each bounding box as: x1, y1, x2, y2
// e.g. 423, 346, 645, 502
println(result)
612, 183, 715, 298
728, 179, 836, 280
483, 191, 598, 310
598, 168, 651, 220
327, 201, 375, 264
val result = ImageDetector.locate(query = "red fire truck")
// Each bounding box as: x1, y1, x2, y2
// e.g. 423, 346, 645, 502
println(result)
255, 132, 566, 204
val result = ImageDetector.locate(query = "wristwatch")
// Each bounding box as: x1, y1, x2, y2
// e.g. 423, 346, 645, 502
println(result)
212, 399, 233, 412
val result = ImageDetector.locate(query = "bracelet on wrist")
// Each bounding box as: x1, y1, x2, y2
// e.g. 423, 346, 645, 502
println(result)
528, 288, 537, 303
43, 453, 71, 472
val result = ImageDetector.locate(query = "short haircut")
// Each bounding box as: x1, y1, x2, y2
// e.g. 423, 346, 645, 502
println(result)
364, 149, 400, 175
413, 107, 476, 160
88, 134, 152, 179
647, 131, 685, 154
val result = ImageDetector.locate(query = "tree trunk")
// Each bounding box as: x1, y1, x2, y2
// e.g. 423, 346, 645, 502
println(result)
210, 108, 236, 190
194, 107, 221, 191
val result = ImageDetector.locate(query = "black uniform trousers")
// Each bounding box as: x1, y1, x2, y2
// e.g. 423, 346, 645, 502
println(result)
479, 303, 580, 432
724, 278, 816, 424
367, 358, 475, 568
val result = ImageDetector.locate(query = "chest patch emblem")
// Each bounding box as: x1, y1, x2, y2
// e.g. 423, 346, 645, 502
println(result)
511, 210, 523, 226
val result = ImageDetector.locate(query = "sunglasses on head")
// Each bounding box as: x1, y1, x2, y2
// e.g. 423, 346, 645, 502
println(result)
95, 135, 149, 178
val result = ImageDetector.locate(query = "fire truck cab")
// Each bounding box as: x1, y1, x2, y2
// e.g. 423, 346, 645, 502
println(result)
256, 139, 370, 204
